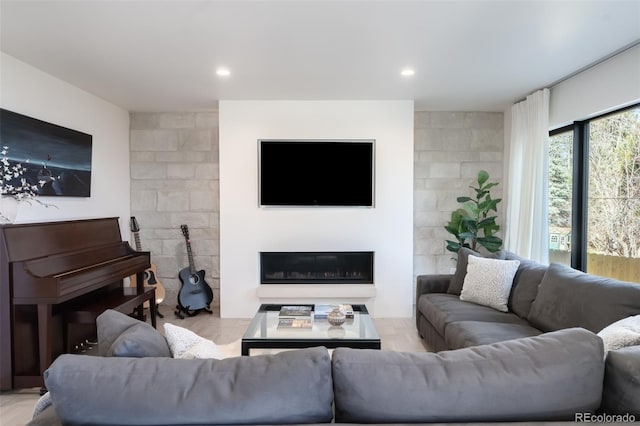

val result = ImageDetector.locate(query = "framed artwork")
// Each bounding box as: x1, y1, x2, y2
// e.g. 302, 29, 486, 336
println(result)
0, 108, 92, 197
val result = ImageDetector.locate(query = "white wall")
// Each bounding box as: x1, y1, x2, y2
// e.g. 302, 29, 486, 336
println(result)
0, 53, 131, 237
219, 100, 414, 318
550, 44, 640, 129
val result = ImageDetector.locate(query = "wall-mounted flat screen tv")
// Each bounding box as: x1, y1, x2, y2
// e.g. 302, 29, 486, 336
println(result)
259, 139, 374, 207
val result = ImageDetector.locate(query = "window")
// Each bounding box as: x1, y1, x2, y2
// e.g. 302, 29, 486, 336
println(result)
548, 104, 640, 283
548, 129, 573, 267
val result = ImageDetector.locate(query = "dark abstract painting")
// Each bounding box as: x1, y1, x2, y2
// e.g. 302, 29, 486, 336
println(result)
0, 109, 92, 197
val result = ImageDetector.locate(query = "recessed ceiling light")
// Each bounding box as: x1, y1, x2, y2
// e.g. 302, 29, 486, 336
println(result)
216, 68, 231, 77
401, 68, 415, 77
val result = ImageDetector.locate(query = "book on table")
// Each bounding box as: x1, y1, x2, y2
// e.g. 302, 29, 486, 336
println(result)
313, 304, 335, 318
279, 305, 312, 317
314, 304, 354, 319
277, 317, 313, 329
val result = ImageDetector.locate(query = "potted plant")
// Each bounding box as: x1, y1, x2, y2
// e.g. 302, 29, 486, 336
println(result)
444, 170, 502, 254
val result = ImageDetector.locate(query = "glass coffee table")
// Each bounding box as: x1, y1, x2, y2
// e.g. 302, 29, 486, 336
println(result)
241, 304, 381, 355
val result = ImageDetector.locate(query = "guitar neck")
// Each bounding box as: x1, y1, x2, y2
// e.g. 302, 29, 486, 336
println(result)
185, 240, 197, 275
133, 232, 143, 252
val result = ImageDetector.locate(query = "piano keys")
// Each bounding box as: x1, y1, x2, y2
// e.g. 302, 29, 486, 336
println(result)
0, 217, 153, 390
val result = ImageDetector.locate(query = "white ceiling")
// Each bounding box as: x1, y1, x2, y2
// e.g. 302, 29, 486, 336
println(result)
1, 1, 639, 112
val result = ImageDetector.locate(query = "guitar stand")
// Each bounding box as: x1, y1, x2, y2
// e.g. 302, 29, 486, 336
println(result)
156, 304, 164, 318
174, 304, 213, 319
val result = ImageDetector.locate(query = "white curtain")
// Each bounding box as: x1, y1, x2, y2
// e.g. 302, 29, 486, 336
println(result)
505, 88, 550, 263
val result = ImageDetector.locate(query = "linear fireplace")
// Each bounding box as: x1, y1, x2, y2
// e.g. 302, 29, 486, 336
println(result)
260, 251, 374, 284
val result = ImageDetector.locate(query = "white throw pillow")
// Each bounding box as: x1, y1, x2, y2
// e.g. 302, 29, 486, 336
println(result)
32, 391, 52, 419
163, 323, 239, 359
597, 315, 640, 353
460, 255, 520, 312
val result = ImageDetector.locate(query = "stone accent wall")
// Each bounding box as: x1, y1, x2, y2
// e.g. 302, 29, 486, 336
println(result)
129, 112, 220, 312
127, 110, 503, 314
414, 111, 504, 281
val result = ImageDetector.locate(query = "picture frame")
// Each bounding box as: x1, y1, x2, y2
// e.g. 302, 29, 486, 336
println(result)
0, 108, 93, 197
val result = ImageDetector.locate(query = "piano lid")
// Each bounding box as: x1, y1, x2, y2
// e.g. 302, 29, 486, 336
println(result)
1, 217, 150, 303
0, 217, 123, 262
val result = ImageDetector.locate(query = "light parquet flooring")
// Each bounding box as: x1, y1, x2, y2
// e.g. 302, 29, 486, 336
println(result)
0, 308, 428, 426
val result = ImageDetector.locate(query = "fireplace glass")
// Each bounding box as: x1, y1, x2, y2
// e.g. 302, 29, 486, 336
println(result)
260, 251, 374, 284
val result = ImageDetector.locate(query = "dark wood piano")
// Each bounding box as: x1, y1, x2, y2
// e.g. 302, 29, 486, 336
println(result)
0, 217, 155, 390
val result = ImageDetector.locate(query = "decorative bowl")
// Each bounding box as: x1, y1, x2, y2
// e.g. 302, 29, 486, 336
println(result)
327, 307, 346, 326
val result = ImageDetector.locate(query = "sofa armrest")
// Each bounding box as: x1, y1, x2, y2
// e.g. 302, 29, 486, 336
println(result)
600, 346, 640, 416
416, 274, 452, 297
415, 274, 452, 328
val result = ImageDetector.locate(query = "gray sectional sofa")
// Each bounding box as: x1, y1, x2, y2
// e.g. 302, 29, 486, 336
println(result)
416, 248, 640, 416
30, 328, 612, 425
29, 250, 640, 424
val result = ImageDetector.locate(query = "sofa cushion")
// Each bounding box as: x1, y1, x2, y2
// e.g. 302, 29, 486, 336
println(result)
528, 263, 640, 333
418, 293, 527, 337
96, 309, 139, 356
597, 315, 640, 353
505, 252, 547, 319
332, 328, 604, 423
96, 309, 170, 357
44, 347, 334, 425
600, 346, 640, 416
447, 247, 506, 295
459, 255, 520, 312
444, 320, 542, 350
107, 323, 171, 358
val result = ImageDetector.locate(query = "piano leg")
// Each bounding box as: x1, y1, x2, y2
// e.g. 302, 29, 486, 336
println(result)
133, 305, 144, 322
133, 270, 157, 327
37, 304, 53, 373
37, 304, 53, 394
149, 291, 157, 329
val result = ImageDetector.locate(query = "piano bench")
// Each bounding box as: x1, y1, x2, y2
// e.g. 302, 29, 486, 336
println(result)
63, 286, 157, 353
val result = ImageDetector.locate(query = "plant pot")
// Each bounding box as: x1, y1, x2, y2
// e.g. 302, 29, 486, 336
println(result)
0, 197, 20, 223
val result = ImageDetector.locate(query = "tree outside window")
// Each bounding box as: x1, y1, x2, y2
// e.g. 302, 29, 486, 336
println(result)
548, 130, 573, 266
548, 105, 639, 283
587, 107, 639, 281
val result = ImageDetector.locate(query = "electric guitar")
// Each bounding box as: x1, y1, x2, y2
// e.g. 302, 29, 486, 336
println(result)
176, 224, 214, 318
130, 217, 166, 305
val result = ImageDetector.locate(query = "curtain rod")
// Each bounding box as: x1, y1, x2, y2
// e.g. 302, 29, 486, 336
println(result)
515, 39, 640, 104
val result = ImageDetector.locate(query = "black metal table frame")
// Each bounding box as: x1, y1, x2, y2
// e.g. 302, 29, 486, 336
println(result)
241, 304, 381, 356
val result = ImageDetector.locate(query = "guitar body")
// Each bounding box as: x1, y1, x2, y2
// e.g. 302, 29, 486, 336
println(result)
130, 263, 166, 305
177, 267, 213, 312
175, 224, 214, 318
129, 217, 166, 307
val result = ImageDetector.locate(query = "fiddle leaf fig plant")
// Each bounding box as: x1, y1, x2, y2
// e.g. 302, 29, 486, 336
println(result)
445, 170, 502, 254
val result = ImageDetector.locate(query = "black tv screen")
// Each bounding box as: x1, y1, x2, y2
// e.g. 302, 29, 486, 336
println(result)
259, 140, 374, 207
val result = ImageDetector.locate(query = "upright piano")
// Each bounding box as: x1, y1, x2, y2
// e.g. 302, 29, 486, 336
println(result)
0, 217, 152, 390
